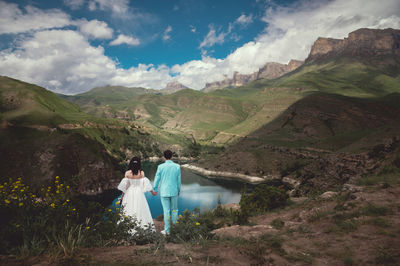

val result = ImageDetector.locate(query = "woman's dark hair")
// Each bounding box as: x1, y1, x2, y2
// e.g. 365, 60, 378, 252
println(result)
164, 150, 173, 159
128, 156, 141, 175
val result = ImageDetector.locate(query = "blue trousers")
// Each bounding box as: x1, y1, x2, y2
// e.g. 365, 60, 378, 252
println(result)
161, 196, 178, 233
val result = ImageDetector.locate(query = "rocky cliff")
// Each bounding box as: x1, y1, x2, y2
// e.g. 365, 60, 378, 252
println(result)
161, 81, 189, 94
203, 60, 303, 92
307, 28, 400, 61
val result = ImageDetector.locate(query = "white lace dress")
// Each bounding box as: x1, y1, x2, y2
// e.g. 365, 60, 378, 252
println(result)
117, 176, 155, 231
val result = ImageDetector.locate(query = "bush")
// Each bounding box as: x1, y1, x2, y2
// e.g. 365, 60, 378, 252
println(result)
239, 185, 289, 215
168, 209, 216, 243
0, 176, 159, 257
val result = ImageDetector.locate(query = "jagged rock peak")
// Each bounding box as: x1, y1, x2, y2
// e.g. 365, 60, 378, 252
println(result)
307, 28, 400, 61
161, 81, 189, 94
203, 59, 303, 92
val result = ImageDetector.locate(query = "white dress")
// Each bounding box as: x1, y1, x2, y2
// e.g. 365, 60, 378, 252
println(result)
117, 176, 155, 232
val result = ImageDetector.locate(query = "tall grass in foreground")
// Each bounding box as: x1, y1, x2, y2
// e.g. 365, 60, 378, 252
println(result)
0, 176, 157, 257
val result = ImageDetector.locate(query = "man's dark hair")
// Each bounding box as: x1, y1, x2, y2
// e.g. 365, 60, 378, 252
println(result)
164, 150, 173, 159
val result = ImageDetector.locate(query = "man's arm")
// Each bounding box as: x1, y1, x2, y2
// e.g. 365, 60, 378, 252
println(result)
177, 166, 181, 195
153, 166, 161, 192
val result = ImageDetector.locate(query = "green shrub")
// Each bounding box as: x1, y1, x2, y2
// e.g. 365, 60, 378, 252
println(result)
239, 185, 289, 215
168, 210, 216, 243
0, 176, 159, 256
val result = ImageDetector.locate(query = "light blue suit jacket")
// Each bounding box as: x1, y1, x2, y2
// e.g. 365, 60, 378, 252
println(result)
153, 160, 181, 197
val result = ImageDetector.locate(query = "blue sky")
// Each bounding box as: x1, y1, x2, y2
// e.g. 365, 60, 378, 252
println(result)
0, 0, 400, 94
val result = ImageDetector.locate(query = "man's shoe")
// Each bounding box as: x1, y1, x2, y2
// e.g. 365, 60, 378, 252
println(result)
161, 230, 169, 235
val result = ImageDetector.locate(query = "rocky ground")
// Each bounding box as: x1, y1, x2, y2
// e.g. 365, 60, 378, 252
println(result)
1, 181, 399, 265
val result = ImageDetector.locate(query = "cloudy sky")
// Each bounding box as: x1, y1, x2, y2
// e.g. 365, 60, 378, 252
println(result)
0, 0, 400, 94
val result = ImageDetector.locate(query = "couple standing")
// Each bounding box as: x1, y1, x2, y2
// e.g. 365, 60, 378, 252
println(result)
117, 150, 181, 235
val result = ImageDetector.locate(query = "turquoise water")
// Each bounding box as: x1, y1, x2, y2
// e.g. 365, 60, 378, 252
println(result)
142, 162, 243, 218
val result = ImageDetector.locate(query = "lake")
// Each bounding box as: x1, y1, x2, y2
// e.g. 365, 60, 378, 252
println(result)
141, 162, 244, 217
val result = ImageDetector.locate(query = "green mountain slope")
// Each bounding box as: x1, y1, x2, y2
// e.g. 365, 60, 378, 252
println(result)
200, 92, 400, 195
0, 77, 160, 192
60, 85, 158, 108
258, 56, 400, 97
63, 57, 400, 147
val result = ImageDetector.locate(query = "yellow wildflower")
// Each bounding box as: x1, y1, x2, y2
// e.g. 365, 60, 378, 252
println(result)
19, 202, 23, 207
66, 186, 70, 189
0, 185, 3, 189
115, 201, 120, 205
18, 178, 21, 181
85, 226, 90, 230
192, 214, 195, 217
56, 190, 60, 194
56, 176, 59, 179
108, 209, 112, 212
4, 199, 10, 204
16, 224, 20, 228
50, 203, 56, 208
20, 189, 24, 192
72, 208, 76, 211
66, 199, 70, 202
196, 222, 200, 226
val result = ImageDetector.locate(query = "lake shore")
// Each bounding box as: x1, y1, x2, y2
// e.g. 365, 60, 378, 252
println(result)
181, 164, 274, 184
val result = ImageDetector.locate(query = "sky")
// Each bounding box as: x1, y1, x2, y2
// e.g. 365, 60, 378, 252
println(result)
0, 0, 400, 95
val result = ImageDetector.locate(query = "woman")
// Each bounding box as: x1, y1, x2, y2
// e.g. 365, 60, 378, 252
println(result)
117, 157, 156, 232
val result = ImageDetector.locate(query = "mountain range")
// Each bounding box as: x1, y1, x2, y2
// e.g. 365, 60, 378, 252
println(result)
1, 27, 400, 195
202, 59, 303, 92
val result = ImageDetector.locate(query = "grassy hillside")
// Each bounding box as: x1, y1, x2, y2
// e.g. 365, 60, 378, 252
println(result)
0, 76, 93, 126
200, 92, 400, 194
257, 56, 400, 97
62, 55, 400, 149
0, 76, 162, 191
60, 85, 158, 110
65, 86, 307, 145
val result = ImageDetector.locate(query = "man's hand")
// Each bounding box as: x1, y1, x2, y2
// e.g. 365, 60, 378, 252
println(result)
151, 191, 157, 196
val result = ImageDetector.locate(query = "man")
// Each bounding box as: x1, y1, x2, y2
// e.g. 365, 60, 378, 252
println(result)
153, 149, 181, 235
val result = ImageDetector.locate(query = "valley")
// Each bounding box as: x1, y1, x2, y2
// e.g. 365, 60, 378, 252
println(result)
1, 28, 400, 197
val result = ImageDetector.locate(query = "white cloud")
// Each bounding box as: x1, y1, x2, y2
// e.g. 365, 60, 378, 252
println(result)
190, 25, 196, 33
63, 0, 85, 10
88, 0, 129, 16
187, 0, 400, 89
0, 30, 116, 94
236, 14, 253, 26
0, 29, 170, 94
1, 0, 400, 94
78, 19, 113, 39
0, 1, 72, 34
162, 26, 172, 41
110, 34, 140, 46
199, 25, 230, 48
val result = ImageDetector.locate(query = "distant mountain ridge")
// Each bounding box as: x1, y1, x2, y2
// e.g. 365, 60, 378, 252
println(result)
202, 59, 303, 92
307, 28, 400, 61
160, 81, 189, 94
